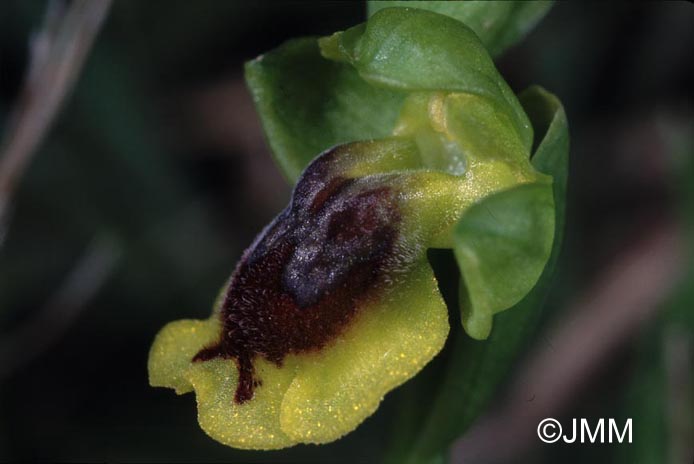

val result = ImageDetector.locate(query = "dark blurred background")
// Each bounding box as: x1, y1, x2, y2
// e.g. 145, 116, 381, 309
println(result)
0, 1, 692, 462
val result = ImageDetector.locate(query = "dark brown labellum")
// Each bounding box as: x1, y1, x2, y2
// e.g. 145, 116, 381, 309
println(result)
193, 147, 401, 403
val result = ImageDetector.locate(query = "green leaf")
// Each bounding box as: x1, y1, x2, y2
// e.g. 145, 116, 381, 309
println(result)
391, 86, 568, 462
245, 38, 406, 182
454, 181, 554, 340
367, 1, 554, 58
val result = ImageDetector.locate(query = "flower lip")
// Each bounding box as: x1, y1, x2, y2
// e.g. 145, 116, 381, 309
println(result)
193, 147, 402, 404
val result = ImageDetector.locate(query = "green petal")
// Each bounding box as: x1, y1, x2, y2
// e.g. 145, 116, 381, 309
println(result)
279, 260, 449, 443
454, 181, 555, 340
392, 91, 535, 180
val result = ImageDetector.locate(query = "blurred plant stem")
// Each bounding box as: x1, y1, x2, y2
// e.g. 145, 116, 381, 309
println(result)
0, 0, 111, 244
0, 234, 120, 380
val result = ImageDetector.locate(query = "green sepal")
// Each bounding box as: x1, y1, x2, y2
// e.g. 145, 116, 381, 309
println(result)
454, 181, 555, 340
368, 1, 554, 58
245, 38, 405, 182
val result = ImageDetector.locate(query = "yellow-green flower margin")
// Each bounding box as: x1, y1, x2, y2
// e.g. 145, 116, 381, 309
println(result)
149, 260, 448, 448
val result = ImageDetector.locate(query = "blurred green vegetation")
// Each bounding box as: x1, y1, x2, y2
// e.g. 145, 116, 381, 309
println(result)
0, 1, 692, 462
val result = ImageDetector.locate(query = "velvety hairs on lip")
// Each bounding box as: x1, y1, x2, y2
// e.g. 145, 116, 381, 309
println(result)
192, 147, 402, 404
